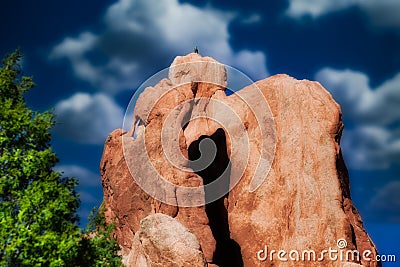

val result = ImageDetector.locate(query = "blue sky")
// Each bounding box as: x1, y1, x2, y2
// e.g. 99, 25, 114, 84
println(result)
1, 0, 399, 264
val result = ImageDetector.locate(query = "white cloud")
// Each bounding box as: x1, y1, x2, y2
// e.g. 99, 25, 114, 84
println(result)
230, 50, 268, 80
369, 181, 400, 222
50, 32, 97, 59
50, 32, 140, 93
360, 0, 400, 28
49, 0, 269, 93
54, 92, 124, 144
286, 0, 400, 29
55, 164, 101, 187
316, 68, 400, 126
286, 0, 357, 19
240, 14, 262, 25
50, 32, 100, 84
316, 68, 400, 169
340, 126, 398, 169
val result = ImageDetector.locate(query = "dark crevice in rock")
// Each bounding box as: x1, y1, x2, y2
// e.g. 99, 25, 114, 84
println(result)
188, 128, 243, 267
191, 82, 198, 97
181, 101, 194, 131
349, 224, 357, 250
336, 150, 350, 199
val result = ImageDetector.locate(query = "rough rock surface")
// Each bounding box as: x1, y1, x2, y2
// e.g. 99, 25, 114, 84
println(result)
100, 53, 380, 267
126, 213, 207, 267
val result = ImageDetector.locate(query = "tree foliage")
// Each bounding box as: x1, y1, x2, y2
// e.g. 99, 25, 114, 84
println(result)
0, 50, 121, 266
0, 49, 81, 266
78, 206, 122, 267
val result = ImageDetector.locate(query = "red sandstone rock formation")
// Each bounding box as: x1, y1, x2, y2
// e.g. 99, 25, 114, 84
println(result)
100, 53, 380, 267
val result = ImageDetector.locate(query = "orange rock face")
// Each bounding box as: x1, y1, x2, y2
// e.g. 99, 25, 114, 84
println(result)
100, 53, 380, 267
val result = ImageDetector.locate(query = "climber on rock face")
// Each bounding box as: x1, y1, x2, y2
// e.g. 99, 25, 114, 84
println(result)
194, 46, 199, 54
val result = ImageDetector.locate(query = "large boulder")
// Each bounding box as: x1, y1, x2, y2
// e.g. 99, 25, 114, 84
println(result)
126, 213, 207, 267
100, 53, 380, 267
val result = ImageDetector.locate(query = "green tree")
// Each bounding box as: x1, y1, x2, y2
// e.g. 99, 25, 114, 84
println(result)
0, 50, 82, 266
0, 50, 121, 266
78, 206, 122, 267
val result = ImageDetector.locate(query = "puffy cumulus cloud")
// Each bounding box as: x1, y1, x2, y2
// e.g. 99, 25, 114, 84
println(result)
316, 68, 400, 170
49, 0, 268, 93
230, 50, 267, 80
50, 32, 97, 59
49, 32, 140, 92
286, 0, 400, 29
286, 0, 358, 19
316, 68, 400, 126
54, 92, 123, 144
368, 181, 400, 222
361, 1, 400, 28
340, 127, 400, 169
